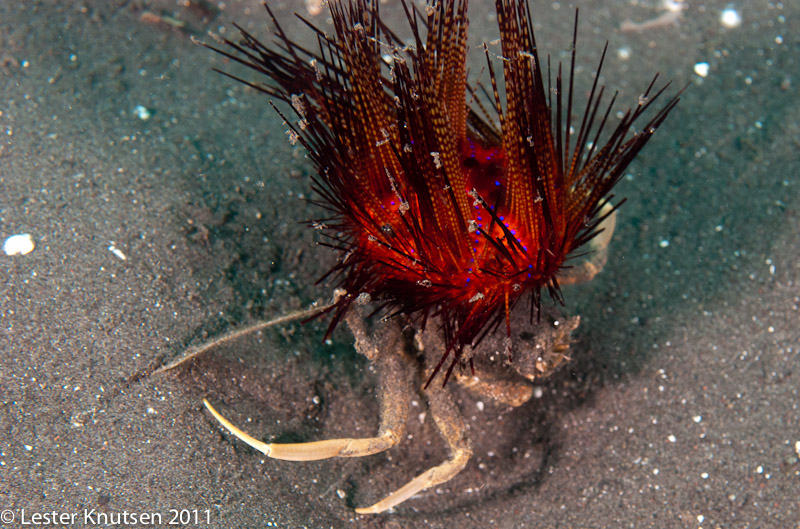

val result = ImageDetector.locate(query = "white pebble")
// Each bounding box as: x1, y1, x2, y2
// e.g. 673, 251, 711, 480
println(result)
108, 243, 127, 260
720, 8, 742, 28
3, 233, 35, 256
133, 105, 151, 120
694, 62, 710, 78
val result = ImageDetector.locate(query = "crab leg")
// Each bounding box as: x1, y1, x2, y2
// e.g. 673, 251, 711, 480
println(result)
559, 202, 617, 285
203, 318, 413, 461
456, 367, 534, 407
355, 384, 473, 514
203, 398, 405, 460
155, 301, 334, 373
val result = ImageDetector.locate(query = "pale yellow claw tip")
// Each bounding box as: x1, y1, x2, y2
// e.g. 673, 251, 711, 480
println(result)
202, 398, 272, 456
355, 497, 400, 515
352, 489, 409, 515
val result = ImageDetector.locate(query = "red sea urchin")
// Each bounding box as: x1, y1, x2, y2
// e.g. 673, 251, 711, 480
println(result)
208, 0, 679, 385
192, 0, 682, 513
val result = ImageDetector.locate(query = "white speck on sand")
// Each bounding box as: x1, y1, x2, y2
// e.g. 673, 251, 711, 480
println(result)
720, 7, 742, 28
133, 105, 151, 120
694, 62, 710, 78
108, 243, 127, 260
3, 233, 35, 256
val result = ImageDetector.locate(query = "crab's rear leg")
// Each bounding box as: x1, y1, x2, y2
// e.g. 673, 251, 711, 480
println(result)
156, 301, 334, 373
355, 383, 473, 514
559, 202, 618, 286
204, 311, 413, 461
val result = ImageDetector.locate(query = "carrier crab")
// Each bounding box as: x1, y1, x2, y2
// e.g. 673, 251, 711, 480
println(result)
163, 0, 681, 514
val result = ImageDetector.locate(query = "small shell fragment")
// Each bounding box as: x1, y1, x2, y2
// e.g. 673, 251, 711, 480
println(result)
108, 243, 127, 260
133, 105, 152, 120
3, 233, 35, 256
720, 8, 742, 28
694, 62, 710, 78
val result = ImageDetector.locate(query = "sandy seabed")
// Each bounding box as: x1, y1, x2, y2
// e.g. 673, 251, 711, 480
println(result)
1, 1, 798, 528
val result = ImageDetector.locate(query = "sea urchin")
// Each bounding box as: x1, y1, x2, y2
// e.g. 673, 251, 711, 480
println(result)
193, 0, 681, 513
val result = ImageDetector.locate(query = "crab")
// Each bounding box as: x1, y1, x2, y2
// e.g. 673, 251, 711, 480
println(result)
161, 206, 616, 514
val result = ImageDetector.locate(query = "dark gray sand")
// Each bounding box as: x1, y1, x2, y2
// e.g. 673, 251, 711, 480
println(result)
1, 1, 798, 528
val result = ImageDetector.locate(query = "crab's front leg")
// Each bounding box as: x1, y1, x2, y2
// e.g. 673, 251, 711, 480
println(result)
355, 381, 472, 514
204, 312, 414, 463
455, 367, 534, 407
